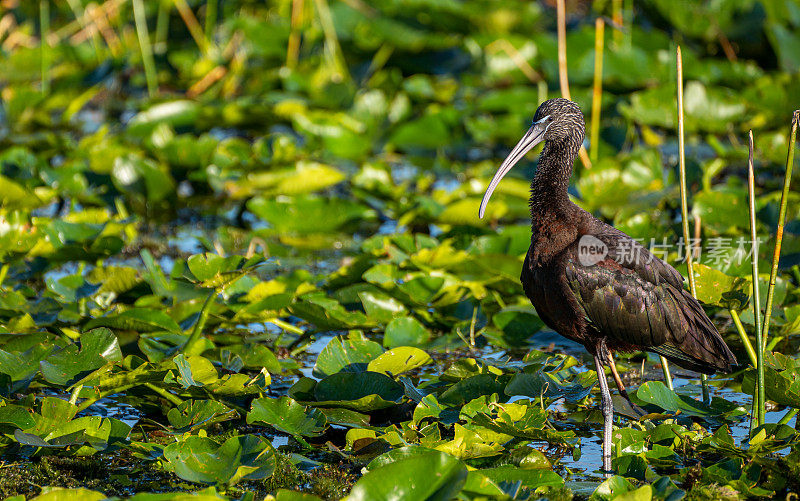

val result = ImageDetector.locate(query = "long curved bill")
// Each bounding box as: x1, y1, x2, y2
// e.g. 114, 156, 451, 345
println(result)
478, 118, 549, 219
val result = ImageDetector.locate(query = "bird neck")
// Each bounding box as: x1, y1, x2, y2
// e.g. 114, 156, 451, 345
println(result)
529, 135, 581, 223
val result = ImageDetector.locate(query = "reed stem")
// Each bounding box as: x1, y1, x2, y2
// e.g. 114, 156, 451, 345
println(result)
132, 0, 158, 97
313, 0, 350, 81
668, 45, 702, 393
747, 130, 765, 429
729, 308, 758, 368
204, 0, 218, 42
40, 0, 50, 95
155, 0, 170, 54
174, 0, 209, 54
183, 290, 215, 354
612, 0, 623, 46
778, 408, 797, 426
556, 0, 592, 169
590, 18, 605, 164
761, 111, 799, 351
287, 0, 304, 68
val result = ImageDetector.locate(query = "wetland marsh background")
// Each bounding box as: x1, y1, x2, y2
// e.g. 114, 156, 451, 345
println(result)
1, 0, 800, 499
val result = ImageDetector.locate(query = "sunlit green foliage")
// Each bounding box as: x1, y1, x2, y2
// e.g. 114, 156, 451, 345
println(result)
0, 0, 799, 499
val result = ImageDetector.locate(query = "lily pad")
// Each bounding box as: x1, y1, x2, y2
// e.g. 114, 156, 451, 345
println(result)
247, 397, 327, 438
367, 346, 432, 376
163, 435, 276, 486
313, 371, 404, 405
346, 449, 467, 501
383, 316, 432, 348
312, 335, 385, 378
39, 328, 122, 386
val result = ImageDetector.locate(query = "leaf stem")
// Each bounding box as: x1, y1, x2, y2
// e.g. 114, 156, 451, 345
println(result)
76, 384, 138, 413
145, 383, 184, 406
778, 408, 797, 426
183, 290, 216, 354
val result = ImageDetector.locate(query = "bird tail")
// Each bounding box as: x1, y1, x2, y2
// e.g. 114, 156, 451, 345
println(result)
651, 287, 737, 375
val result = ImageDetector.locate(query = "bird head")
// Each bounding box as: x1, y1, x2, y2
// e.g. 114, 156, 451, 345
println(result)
478, 98, 585, 219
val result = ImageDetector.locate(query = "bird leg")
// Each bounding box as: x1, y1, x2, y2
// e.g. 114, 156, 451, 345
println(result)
605, 348, 646, 417
594, 351, 614, 476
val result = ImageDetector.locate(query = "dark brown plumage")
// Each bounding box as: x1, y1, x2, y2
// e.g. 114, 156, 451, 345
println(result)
479, 97, 737, 473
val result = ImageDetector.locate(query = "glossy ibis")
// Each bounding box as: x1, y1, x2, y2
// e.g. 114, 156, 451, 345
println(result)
478, 98, 736, 473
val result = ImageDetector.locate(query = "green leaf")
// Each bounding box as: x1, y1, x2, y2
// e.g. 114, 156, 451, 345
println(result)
632, 381, 742, 420
236, 161, 345, 197
87, 266, 141, 295
0, 405, 36, 430
163, 434, 276, 486
247, 195, 375, 235
314, 371, 404, 404
28, 488, 106, 501
127, 100, 200, 135
247, 397, 326, 438
742, 366, 800, 408
346, 449, 467, 501
112, 154, 175, 203
505, 370, 597, 404
39, 328, 122, 386
435, 424, 504, 459
491, 306, 545, 346
367, 347, 432, 375
312, 335, 385, 378
691, 263, 750, 310
439, 374, 507, 407
167, 400, 238, 432
187, 253, 246, 282
692, 188, 749, 234
290, 293, 375, 331
173, 354, 219, 388
591, 475, 638, 500
478, 466, 563, 489
85, 308, 182, 334
359, 291, 407, 324
275, 490, 324, 501
383, 317, 432, 348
